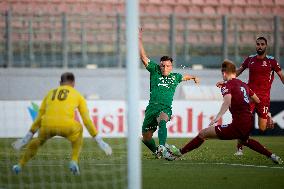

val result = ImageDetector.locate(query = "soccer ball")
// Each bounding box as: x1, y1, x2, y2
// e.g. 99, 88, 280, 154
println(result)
163, 149, 176, 161
163, 144, 179, 161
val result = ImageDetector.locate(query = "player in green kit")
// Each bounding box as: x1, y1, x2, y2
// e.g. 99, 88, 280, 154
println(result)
139, 28, 200, 159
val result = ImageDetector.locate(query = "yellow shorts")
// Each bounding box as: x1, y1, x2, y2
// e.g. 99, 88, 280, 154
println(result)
38, 121, 83, 142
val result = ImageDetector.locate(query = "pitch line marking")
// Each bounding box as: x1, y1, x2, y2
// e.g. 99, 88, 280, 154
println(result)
1, 162, 283, 170
163, 162, 284, 169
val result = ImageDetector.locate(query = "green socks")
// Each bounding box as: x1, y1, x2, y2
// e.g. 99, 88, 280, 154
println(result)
142, 119, 168, 153
142, 138, 157, 153
158, 120, 167, 146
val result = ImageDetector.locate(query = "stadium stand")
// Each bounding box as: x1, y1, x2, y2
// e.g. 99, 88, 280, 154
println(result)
0, 0, 283, 67
0, 0, 283, 16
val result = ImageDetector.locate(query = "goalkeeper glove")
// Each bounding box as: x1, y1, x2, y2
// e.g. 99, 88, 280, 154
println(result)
11, 131, 34, 151
94, 135, 112, 156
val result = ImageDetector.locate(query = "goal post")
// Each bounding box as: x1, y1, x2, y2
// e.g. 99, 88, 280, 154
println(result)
126, 1, 141, 189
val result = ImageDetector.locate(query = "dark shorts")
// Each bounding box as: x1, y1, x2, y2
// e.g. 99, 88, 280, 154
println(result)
142, 103, 172, 133
215, 120, 252, 141
250, 100, 270, 119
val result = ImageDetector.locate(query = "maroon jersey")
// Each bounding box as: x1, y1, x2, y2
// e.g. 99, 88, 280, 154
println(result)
221, 78, 254, 122
240, 55, 281, 101
216, 79, 255, 140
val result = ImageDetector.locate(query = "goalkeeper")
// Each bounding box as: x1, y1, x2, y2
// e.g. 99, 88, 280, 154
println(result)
12, 72, 112, 175
139, 28, 200, 159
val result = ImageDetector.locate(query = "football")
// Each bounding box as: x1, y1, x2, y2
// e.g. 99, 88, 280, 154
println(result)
163, 144, 179, 161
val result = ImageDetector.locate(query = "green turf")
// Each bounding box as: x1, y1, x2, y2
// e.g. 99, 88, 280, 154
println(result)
0, 137, 284, 189
143, 137, 284, 189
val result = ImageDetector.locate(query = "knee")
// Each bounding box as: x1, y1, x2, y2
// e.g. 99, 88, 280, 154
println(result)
258, 119, 267, 132
258, 123, 267, 132
142, 132, 153, 142
157, 112, 169, 123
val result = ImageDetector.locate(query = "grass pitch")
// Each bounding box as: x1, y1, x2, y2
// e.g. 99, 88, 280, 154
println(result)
0, 137, 284, 189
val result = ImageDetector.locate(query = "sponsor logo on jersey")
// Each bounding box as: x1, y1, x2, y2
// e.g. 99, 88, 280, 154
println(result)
158, 76, 176, 88
158, 83, 169, 87
221, 87, 228, 95
262, 61, 267, 67
221, 124, 229, 128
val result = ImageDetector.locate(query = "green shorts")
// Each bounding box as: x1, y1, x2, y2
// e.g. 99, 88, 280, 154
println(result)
142, 103, 172, 133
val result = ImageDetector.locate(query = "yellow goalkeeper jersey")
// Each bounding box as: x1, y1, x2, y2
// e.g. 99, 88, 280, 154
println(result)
30, 85, 98, 137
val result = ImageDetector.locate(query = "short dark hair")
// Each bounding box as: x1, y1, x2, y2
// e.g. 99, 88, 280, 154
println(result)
256, 36, 267, 45
60, 72, 75, 84
160, 56, 173, 63
221, 60, 236, 74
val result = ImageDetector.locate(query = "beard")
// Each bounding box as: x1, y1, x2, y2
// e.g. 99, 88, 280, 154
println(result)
257, 48, 266, 55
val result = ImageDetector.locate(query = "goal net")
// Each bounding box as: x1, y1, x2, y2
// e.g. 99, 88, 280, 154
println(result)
0, 100, 127, 189
0, 1, 133, 188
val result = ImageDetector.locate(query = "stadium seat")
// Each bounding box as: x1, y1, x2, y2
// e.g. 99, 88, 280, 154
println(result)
243, 23, 258, 32
244, 7, 259, 15
188, 20, 201, 31
275, 0, 284, 5
273, 7, 284, 15
143, 35, 156, 43
201, 22, 217, 31
157, 22, 170, 30
174, 5, 188, 14
213, 35, 222, 44
145, 0, 163, 4
0, 1, 8, 12
1, 0, 283, 57
188, 6, 202, 14
144, 4, 160, 13
260, 0, 274, 5
11, 2, 28, 13
230, 6, 244, 15
219, 0, 233, 5
176, 22, 186, 31
205, 0, 219, 5
175, 35, 184, 44
216, 7, 230, 15
11, 19, 25, 29
233, 0, 247, 6
162, 0, 178, 5
48, 0, 62, 3
56, 3, 69, 13
188, 34, 200, 44
158, 5, 173, 13
176, 0, 191, 5
191, 0, 205, 5
69, 22, 82, 30
155, 35, 169, 43
247, 0, 261, 5
202, 6, 216, 15
198, 34, 213, 44
256, 22, 273, 32
239, 34, 255, 44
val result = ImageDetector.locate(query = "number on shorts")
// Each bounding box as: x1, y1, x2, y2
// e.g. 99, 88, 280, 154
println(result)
240, 87, 249, 103
51, 89, 69, 101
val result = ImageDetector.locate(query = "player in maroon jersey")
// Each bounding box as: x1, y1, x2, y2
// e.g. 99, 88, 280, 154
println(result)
233, 37, 284, 155
167, 60, 282, 164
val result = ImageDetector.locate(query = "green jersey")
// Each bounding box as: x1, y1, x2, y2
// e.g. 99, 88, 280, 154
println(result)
146, 60, 183, 107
